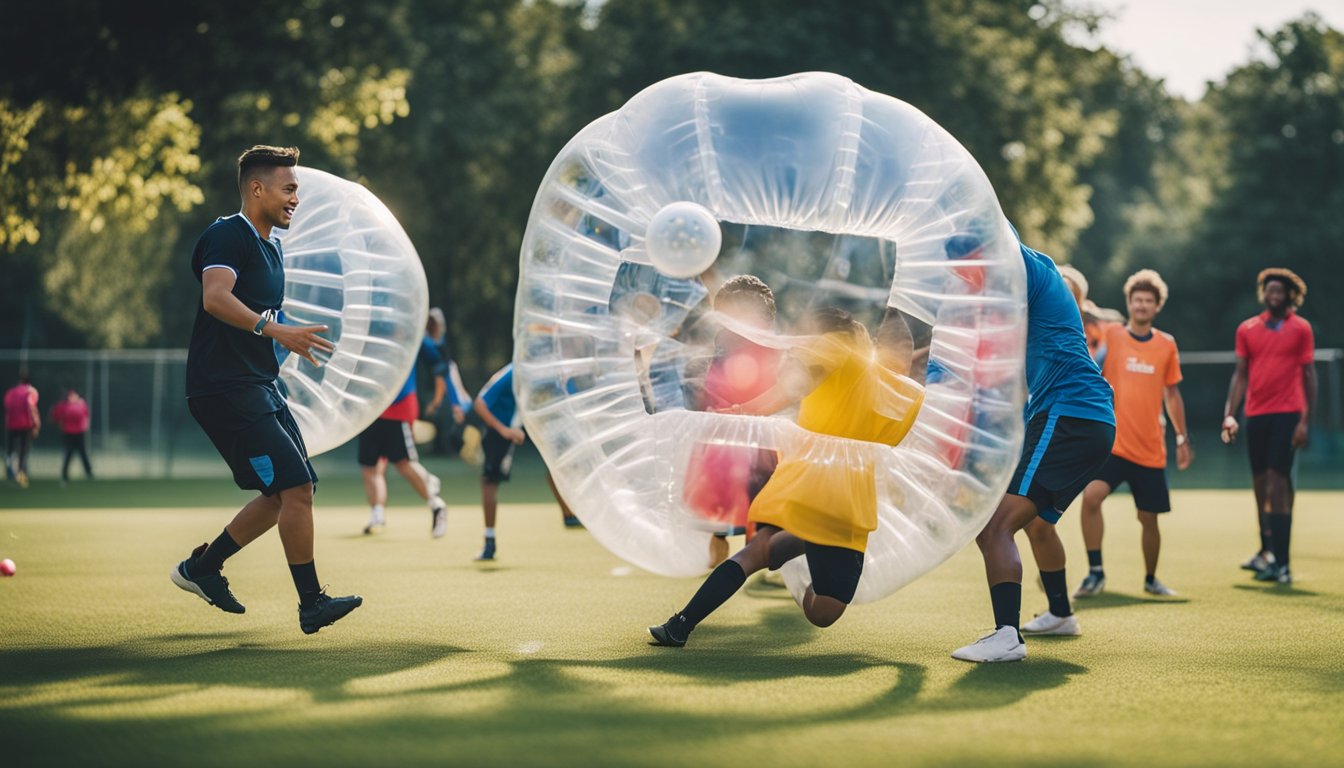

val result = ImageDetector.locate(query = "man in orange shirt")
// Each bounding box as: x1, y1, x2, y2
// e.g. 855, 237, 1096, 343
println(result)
1075, 270, 1192, 598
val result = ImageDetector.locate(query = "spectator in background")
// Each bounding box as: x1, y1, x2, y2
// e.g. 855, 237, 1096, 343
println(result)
51, 386, 94, 485
4, 372, 40, 488
1222, 268, 1315, 585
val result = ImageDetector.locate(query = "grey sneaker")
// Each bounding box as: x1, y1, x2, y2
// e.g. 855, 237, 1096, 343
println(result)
1144, 578, 1178, 596
1254, 564, 1292, 584
431, 505, 447, 539
1241, 551, 1275, 572
1074, 570, 1106, 598
170, 544, 245, 614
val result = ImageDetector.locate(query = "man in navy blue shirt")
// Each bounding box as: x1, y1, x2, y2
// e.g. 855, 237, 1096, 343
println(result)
472, 363, 525, 560
170, 145, 362, 635
950, 232, 1116, 663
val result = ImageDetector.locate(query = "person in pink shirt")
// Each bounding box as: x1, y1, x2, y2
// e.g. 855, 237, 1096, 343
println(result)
1222, 268, 1316, 585
51, 387, 94, 484
4, 373, 40, 488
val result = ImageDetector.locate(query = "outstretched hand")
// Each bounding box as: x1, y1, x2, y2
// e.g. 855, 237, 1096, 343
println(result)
270, 322, 336, 366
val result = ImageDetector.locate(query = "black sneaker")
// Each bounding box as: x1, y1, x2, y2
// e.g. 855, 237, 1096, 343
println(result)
475, 536, 496, 561
1254, 563, 1291, 584
170, 543, 245, 614
648, 614, 690, 647
299, 589, 363, 635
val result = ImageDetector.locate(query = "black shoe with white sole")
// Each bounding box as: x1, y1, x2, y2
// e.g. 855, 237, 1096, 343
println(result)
170, 543, 245, 614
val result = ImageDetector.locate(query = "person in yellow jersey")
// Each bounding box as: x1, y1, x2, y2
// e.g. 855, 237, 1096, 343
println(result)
648, 306, 924, 647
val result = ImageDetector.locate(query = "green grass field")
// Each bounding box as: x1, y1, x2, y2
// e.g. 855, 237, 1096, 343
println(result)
1, 476, 1342, 767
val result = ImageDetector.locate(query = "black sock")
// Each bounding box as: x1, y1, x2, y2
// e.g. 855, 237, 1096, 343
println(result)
1040, 569, 1072, 617
1269, 514, 1292, 568
289, 561, 322, 607
989, 581, 1021, 630
193, 529, 241, 575
1259, 511, 1272, 554
1087, 549, 1103, 570
1145, 573, 1156, 585
681, 560, 747, 630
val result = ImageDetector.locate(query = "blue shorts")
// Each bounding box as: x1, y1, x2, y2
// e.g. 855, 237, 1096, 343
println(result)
189, 384, 317, 495
1009, 412, 1114, 523
1094, 453, 1171, 513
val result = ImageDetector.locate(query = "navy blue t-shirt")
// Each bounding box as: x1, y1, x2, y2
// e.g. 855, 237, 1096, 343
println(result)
186, 214, 287, 398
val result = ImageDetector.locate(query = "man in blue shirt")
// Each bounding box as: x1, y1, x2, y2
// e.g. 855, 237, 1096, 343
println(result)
950, 232, 1116, 663
472, 363, 525, 560
170, 145, 362, 635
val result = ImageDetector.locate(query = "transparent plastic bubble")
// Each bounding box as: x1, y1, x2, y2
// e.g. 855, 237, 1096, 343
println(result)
514, 72, 1027, 603
646, 201, 723, 278
275, 167, 429, 456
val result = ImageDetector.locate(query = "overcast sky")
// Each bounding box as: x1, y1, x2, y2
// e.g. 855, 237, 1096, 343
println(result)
1082, 0, 1344, 99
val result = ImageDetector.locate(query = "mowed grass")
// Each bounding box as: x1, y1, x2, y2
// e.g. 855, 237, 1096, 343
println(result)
0, 480, 1341, 767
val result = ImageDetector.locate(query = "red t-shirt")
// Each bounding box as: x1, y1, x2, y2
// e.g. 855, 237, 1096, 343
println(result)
380, 390, 420, 424
52, 398, 91, 434
1235, 310, 1314, 417
4, 384, 38, 431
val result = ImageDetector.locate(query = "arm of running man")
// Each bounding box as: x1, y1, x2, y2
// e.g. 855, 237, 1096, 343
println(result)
1221, 356, 1249, 444
1164, 383, 1193, 469
473, 395, 524, 444
1295, 363, 1316, 450
201, 268, 334, 366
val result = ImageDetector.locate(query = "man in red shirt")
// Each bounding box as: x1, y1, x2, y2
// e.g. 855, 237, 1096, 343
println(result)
4, 373, 40, 488
51, 387, 94, 484
1222, 268, 1315, 585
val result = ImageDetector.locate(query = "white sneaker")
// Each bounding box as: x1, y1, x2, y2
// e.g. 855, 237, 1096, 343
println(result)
363, 511, 386, 535
951, 626, 1026, 663
1021, 610, 1081, 636
431, 505, 447, 539
1144, 578, 1178, 596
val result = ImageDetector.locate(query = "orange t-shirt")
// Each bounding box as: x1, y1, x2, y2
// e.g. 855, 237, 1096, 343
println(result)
1100, 324, 1182, 469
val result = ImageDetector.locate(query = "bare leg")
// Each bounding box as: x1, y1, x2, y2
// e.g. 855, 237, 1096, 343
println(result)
546, 472, 577, 520
276, 483, 316, 565
393, 460, 431, 499
976, 494, 1046, 586
802, 589, 847, 627
482, 480, 499, 528
224, 493, 283, 547
708, 535, 729, 568
362, 462, 387, 508
1024, 517, 1066, 572
1080, 480, 1110, 554
1138, 511, 1161, 577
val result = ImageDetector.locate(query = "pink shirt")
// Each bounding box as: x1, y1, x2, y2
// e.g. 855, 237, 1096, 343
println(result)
52, 398, 91, 435
4, 384, 39, 431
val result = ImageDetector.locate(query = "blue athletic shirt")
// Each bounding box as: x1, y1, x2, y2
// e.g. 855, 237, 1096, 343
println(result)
391, 336, 451, 405
186, 214, 287, 398
1019, 240, 1114, 425
478, 364, 519, 428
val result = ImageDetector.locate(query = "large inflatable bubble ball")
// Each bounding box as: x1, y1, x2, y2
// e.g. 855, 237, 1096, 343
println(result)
275, 167, 429, 457
514, 72, 1028, 603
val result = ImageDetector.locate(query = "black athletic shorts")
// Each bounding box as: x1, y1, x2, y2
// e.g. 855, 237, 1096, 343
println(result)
357, 418, 417, 466
482, 427, 517, 484
805, 542, 865, 604
1246, 412, 1300, 477
1094, 453, 1171, 513
1009, 412, 1115, 523
189, 384, 317, 496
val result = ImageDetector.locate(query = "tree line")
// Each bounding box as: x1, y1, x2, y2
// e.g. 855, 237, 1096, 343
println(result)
2, 0, 1341, 386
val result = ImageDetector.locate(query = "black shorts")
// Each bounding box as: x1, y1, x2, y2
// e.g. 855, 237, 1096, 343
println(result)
357, 418, 417, 466
1009, 412, 1115, 523
1246, 412, 1299, 477
189, 385, 317, 496
1094, 453, 1171, 513
482, 428, 517, 484
805, 542, 865, 604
